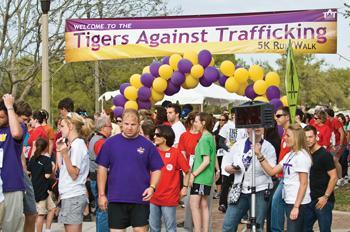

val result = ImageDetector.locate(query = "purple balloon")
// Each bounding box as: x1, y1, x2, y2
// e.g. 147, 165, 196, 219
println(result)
140, 73, 155, 88
203, 66, 219, 83
138, 87, 151, 101
218, 74, 228, 87
170, 71, 185, 86
270, 98, 283, 112
112, 94, 127, 107
164, 81, 180, 96
138, 100, 152, 110
177, 59, 193, 74
235, 64, 243, 69
245, 84, 257, 100
150, 61, 161, 77
198, 50, 212, 67
119, 83, 131, 95
162, 56, 170, 64
266, 86, 281, 100
200, 77, 212, 87
113, 106, 124, 117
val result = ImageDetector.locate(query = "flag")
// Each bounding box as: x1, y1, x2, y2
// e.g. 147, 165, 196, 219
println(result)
285, 40, 299, 124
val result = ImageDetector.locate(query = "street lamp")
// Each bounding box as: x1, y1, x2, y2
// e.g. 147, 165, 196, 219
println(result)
40, 0, 51, 115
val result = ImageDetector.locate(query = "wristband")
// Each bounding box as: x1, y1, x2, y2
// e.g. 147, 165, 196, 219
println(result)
150, 184, 156, 191
7, 107, 14, 111
183, 185, 188, 188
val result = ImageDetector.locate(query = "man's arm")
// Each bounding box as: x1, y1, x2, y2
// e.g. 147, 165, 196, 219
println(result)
3, 94, 23, 140
142, 169, 161, 201
316, 168, 337, 209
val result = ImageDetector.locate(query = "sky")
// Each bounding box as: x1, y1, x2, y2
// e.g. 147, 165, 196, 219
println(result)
167, 0, 350, 69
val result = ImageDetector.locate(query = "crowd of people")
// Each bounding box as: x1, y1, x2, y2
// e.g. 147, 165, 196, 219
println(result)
0, 93, 349, 232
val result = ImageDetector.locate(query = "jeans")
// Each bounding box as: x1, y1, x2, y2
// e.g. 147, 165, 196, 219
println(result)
285, 203, 307, 232
222, 190, 269, 232
303, 200, 333, 232
149, 203, 176, 232
271, 180, 285, 232
90, 180, 109, 232
340, 148, 349, 177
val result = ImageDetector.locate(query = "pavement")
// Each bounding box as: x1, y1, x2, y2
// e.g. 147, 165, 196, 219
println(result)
51, 198, 350, 232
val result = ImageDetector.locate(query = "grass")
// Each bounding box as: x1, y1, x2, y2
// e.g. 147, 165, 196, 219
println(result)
334, 183, 350, 211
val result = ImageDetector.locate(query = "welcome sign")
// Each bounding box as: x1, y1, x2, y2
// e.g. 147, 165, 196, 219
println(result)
65, 9, 337, 62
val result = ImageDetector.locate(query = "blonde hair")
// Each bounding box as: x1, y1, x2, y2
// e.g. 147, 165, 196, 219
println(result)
62, 112, 94, 141
287, 123, 308, 152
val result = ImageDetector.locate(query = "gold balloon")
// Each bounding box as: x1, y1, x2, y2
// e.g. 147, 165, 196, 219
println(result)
158, 64, 173, 80
124, 86, 138, 101
183, 74, 199, 89
280, 95, 289, 106
190, 64, 204, 79
183, 50, 198, 65
253, 80, 268, 95
151, 89, 164, 102
225, 77, 240, 93
265, 72, 280, 87
130, 74, 143, 89
152, 77, 168, 93
237, 82, 248, 96
249, 64, 264, 81
124, 100, 138, 110
254, 96, 269, 102
220, 60, 235, 76
234, 68, 249, 84
209, 57, 215, 66
142, 66, 150, 74
169, 54, 182, 71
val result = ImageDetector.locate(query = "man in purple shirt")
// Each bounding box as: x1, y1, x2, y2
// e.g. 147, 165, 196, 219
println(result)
96, 109, 163, 232
0, 94, 25, 231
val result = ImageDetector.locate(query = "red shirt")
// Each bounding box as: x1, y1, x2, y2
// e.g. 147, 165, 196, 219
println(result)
150, 147, 190, 206
28, 126, 48, 158
278, 131, 291, 178
330, 117, 346, 145
94, 139, 106, 156
314, 123, 331, 149
178, 130, 202, 161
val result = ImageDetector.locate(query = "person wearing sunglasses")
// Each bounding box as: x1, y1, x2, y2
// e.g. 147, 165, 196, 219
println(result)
310, 110, 331, 150
149, 125, 190, 232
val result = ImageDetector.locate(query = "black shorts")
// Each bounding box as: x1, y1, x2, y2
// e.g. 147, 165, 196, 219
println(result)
108, 202, 150, 229
190, 183, 211, 196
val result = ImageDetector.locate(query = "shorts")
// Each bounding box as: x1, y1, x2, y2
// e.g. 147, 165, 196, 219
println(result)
108, 202, 149, 229
58, 195, 88, 225
23, 172, 37, 215
36, 194, 56, 215
330, 145, 346, 159
190, 183, 211, 196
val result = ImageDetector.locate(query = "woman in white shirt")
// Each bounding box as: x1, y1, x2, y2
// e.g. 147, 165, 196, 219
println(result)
56, 113, 91, 232
254, 124, 312, 232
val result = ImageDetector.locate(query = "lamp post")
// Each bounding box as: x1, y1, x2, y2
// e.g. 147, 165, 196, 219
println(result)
40, 0, 51, 114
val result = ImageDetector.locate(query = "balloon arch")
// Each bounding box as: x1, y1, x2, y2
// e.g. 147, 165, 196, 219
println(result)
112, 50, 288, 117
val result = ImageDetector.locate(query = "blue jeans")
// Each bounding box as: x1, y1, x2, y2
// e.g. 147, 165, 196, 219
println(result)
222, 190, 269, 232
271, 180, 285, 232
303, 200, 333, 232
149, 203, 176, 232
90, 180, 109, 232
285, 203, 308, 232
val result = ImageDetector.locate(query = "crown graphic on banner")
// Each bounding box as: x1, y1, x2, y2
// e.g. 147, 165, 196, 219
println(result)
323, 9, 336, 19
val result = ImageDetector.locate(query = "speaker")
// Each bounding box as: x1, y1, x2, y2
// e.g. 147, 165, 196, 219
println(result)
234, 101, 275, 128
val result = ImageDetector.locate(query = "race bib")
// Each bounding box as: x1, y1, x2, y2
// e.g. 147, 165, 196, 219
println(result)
0, 148, 4, 168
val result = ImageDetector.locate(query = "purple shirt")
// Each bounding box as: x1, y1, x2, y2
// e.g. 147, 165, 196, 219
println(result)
96, 134, 163, 204
0, 124, 25, 192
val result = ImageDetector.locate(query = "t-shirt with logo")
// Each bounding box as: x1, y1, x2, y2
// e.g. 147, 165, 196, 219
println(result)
192, 133, 216, 186
28, 155, 52, 202
0, 124, 26, 192
279, 149, 312, 205
151, 147, 190, 206
178, 130, 202, 161
277, 131, 291, 178
96, 134, 164, 205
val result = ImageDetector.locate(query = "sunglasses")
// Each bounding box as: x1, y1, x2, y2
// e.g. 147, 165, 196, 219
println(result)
154, 133, 162, 137
219, 119, 226, 121
116, 120, 122, 123
275, 114, 285, 118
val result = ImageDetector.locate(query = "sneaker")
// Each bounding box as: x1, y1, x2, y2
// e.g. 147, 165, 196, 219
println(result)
83, 214, 92, 222
218, 204, 226, 213
337, 178, 346, 186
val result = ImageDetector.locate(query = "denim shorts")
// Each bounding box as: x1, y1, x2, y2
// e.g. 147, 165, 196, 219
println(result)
23, 172, 37, 215
59, 195, 88, 224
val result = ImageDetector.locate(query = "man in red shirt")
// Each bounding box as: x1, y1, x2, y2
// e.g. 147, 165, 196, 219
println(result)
28, 111, 48, 159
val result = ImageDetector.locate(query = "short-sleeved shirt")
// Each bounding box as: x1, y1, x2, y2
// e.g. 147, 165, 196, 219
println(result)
58, 138, 89, 199
192, 133, 216, 186
310, 147, 336, 202
42, 125, 55, 140
0, 124, 26, 192
178, 131, 202, 161
330, 118, 346, 145
279, 150, 312, 205
171, 121, 186, 146
28, 155, 52, 202
313, 124, 331, 149
28, 126, 48, 159
151, 147, 189, 206
96, 134, 164, 205
277, 131, 291, 178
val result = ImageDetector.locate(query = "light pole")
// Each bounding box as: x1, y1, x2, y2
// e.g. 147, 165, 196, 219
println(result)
40, 0, 51, 114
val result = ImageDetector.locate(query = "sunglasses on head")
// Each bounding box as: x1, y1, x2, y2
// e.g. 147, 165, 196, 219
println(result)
275, 114, 285, 118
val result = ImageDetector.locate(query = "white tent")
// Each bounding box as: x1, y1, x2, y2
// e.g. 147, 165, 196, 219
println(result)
98, 84, 249, 110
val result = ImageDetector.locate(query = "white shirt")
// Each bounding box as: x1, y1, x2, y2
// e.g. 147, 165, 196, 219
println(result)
223, 138, 276, 193
59, 138, 89, 199
279, 149, 312, 205
0, 170, 4, 203
171, 121, 186, 146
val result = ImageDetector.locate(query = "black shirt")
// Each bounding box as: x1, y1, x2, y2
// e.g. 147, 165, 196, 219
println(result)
310, 147, 336, 202
28, 155, 53, 202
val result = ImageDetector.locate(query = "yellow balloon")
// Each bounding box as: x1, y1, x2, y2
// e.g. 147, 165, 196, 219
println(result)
183, 51, 198, 65
280, 95, 289, 106
143, 66, 150, 74
169, 54, 182, 71
183, 74, 199, 89
234, 68, 249, 84
124, 86, 138, 101
220, 60, 235, 76
253, 80, 268, 95
225, 77, 240, 93
158, 64, 173, 80
130, 74, 143, 89
124, 100, 138, 110
265, 72, 280, 87
151, 89, 164, 102
152, 77, 168, 93
209, 57, 215, 66
254, 96, 269, 102
111, 105, 116, 110
249, 64, 264, 81
190, 64, 204, 79
237, 82, 248, 96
